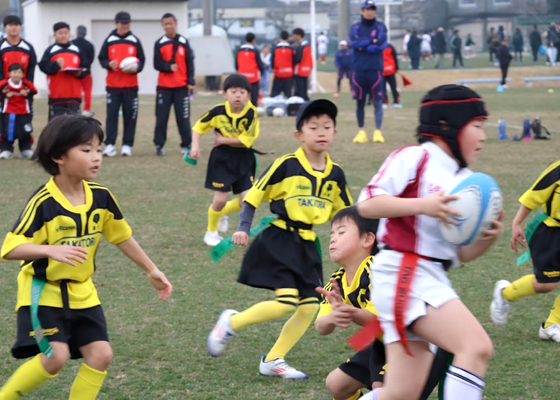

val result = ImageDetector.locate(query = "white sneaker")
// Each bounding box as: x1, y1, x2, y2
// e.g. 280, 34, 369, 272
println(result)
490, 280, 511, 326
204, 230, 223, 247
82, 110, 95, 118
539, 323, 560, 342
103, 144, 116, 157
218, 215, 229, 233
0, 150, 13, 159
181, 147, 190, 155
207, 309, 238, 357
502, 84, 509, 89
121, 145, 132, 157
19, 150, 34, 159
259, 356, 307, 379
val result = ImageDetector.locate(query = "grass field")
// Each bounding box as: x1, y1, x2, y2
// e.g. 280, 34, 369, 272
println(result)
1, 86, 560, 399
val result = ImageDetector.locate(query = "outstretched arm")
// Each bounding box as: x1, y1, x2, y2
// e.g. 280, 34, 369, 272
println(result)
116, 237, 172, 300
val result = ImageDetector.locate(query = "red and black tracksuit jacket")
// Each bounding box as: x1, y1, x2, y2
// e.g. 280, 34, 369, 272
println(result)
235, 43, 263, 84
270, 42, 294, 79
38, 42, 85, 105
0, 38, 37, 82
98, 30, 145, 92
294, 40, 313, 78
0, 78, 36, 114
153, 34, 194, 91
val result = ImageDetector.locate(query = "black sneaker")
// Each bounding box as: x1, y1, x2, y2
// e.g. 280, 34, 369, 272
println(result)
156, 146, 165, 156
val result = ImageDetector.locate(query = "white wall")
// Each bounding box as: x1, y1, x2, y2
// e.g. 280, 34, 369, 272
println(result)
22, 0, 189, 96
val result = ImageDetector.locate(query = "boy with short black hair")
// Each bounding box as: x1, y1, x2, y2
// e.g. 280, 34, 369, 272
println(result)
316, 206, 450, 400
0, 114, 172, 399
0, 63, 36, 159
491, 159, 560, 341
189, 74, 260, 247
207, 99, 353, 379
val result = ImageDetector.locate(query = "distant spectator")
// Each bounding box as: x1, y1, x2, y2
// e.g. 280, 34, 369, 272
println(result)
335, 40, 352, 93
464, 33, 475, 59
270, 30, 294, 98
71, 25, 95, 117
498, 25, 507, 42
259, 45, 271, 95
402, 29, 411, 61
421, 30, 432, 60
529, 25, 542, 62
434, 27, 446, 69
317, 31, 329, 64
497, 39, 512, 87
382, 43, 400, 105
547, 23, 559, 65
407, 29, 421, 70
450, 29, 464, 68
292, 27, 312, 101
0, 15, 36, 83
512, 28, 524, 61
430, 29, 436, 55
235, 32, 264, 106
487, 27, 498, 62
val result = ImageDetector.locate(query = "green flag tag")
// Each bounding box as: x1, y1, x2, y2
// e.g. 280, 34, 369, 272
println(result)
30, 277, 54, 358
516, 212, 548, 266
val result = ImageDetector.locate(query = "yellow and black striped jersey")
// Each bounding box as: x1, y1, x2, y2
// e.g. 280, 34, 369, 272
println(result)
316, 256, 376, 320
192, 101, 259, 148
519, 159, 560, 228
1, 177, 132, 310
243, 147, 353, 241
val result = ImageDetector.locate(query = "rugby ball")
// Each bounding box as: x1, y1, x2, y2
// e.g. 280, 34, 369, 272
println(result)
120, 57, 140, 73
272, 107, 285, 117
440, 172, 502, 246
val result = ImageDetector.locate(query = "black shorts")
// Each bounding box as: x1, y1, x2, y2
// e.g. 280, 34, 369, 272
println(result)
338, 342, 452, 400
205, 145, 256, 194
530, 223, 560, 283
339, 340, 386, 387
238, 225, 322, 299
12, 305, 109, 360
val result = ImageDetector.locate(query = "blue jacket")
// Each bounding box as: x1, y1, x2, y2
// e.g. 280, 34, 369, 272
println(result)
335, 49, 352, 70
349, 17, 387, 71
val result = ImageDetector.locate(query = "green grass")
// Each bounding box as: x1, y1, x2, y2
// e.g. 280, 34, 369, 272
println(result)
1, 87, 560, 399
318, 52, 549, 73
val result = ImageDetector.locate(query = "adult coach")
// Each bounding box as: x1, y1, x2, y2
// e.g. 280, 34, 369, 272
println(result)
270, 30, 294, 98
153, 13, 195, 156
38, 22, 86, 120
349, 0, 387, 144
71, 25, 95, 117
0, 15, 36, 83
292, 28, 312, 101
98, 11, 145, 157
236, 32, 264, 106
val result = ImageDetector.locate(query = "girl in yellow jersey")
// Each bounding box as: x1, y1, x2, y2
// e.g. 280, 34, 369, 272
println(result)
0, 115, 172, 400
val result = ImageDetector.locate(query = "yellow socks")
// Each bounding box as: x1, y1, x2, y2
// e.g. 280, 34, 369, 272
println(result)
544, 294, 560, 328
502, 275, 537, 302
345, 390, 363, 400
221, 199, 241, 216
0, 354, 57, 400
230, 289, 298, 332
265, 297, 319, 362
207, 205, 222, 232
69, 363, 107, 400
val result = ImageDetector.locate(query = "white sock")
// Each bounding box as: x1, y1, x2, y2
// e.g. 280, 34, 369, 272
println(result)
361, 388, 379, 400
444, 365, 485, 400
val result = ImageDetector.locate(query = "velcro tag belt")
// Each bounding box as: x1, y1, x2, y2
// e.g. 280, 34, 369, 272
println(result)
517, 211, 548, 266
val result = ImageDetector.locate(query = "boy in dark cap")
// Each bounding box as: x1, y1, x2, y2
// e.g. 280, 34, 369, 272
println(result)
189, 74, 260, 247
38, 22, 87, 120
207, 98, 353, 379
98, 11, 145, 157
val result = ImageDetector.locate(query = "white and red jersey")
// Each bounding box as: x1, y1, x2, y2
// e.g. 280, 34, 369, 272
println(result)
358, 141, 472, 263
0, 78, 35, 114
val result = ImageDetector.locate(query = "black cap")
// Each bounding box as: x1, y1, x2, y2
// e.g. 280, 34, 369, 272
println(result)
223, 74, 251, 93
296, 99, 337, 131
115, 11, 131, 23
3, 15, 21, 26
362, 0, 377, 9
53, 22, 70, 32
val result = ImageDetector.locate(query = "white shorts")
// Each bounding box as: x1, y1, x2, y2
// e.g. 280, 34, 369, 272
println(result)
318, 44, 327, 55
371, 250, 459, 345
